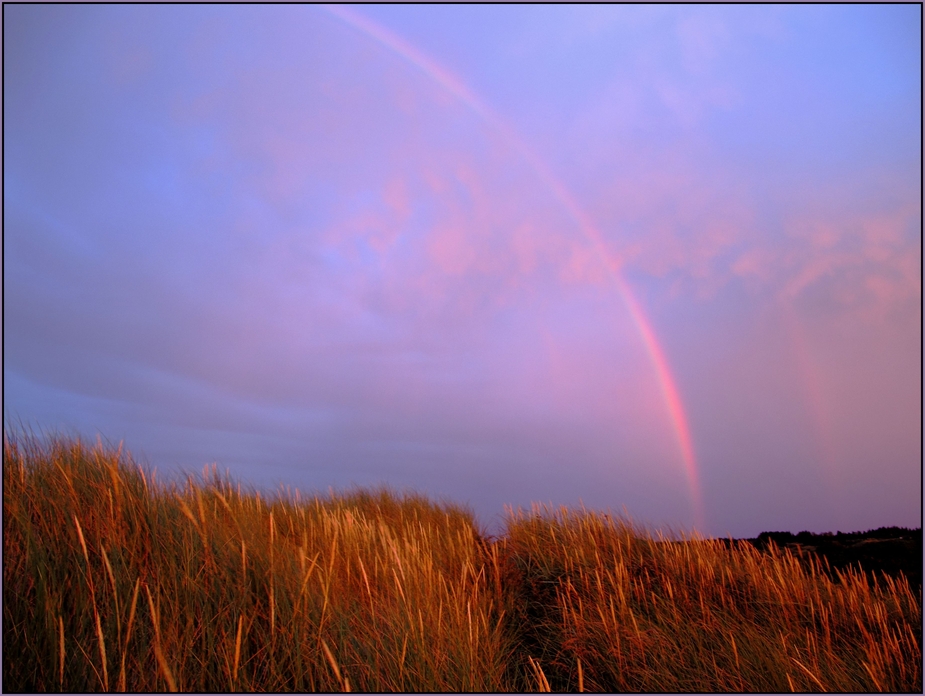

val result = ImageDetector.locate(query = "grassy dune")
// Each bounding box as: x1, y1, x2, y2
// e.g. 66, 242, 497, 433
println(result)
4, 432, 921, 692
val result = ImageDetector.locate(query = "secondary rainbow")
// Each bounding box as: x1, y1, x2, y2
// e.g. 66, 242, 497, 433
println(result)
325, 5, 706, 530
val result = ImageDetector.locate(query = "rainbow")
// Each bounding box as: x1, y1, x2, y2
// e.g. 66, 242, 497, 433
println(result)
325, 5, 706, 530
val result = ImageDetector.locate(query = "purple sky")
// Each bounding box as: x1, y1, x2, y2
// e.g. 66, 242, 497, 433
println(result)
4, 4, 921, 537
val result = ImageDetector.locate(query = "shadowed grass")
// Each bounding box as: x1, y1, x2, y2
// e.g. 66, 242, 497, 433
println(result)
4, 430, 920, 692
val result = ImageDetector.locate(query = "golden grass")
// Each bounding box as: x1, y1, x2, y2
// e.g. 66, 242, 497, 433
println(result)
503, 504, 921, 692
3, 431, 920, 692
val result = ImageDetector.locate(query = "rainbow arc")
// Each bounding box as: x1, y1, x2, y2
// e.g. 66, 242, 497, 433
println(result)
326, 5, 706, 530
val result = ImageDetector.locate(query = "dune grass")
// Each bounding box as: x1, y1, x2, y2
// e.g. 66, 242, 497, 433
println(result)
3, 431, 921, 692
503, 506, 921, 693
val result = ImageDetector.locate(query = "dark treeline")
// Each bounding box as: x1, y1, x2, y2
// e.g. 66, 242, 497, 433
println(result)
718, 527, 922, 592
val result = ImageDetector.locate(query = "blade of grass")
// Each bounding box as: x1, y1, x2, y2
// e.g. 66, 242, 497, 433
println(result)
118, 578, 141, 692
233, 615, 243, 688
58, 615, 65, 690
95, 609, 109, 691
321, 639, 350, 692
145, 584, 177, 692
528, 656, 551, 693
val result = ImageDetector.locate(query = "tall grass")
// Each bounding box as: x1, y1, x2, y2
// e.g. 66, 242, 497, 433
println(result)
503, 505, 922, 693
3, 432, 512, 692
4, 431, 921, 692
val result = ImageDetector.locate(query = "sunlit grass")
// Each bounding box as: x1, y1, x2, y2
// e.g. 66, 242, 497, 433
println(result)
4, 430, 920, 692
503, 504, 921, 692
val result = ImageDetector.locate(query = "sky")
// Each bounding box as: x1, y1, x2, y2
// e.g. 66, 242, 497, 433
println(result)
4, 4, 921, 537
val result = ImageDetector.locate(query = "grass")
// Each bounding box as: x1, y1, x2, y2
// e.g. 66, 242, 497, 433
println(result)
4, 430, 921, 692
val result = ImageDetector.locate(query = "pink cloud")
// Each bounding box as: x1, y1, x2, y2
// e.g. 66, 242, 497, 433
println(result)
590, 167, 753, 295
510, 221, 540, 276
428, 222, 477, 276
771, 198, 920, 322
573, 139, 918, 316
732, 248, 777, 282
382, 176, 412, 222
558, 244, 608, 287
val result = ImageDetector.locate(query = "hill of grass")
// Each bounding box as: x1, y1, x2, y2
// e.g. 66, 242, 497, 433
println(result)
4, 432, 921, 692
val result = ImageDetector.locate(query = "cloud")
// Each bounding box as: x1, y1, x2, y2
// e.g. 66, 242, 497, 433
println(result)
777, 200, 921, 318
